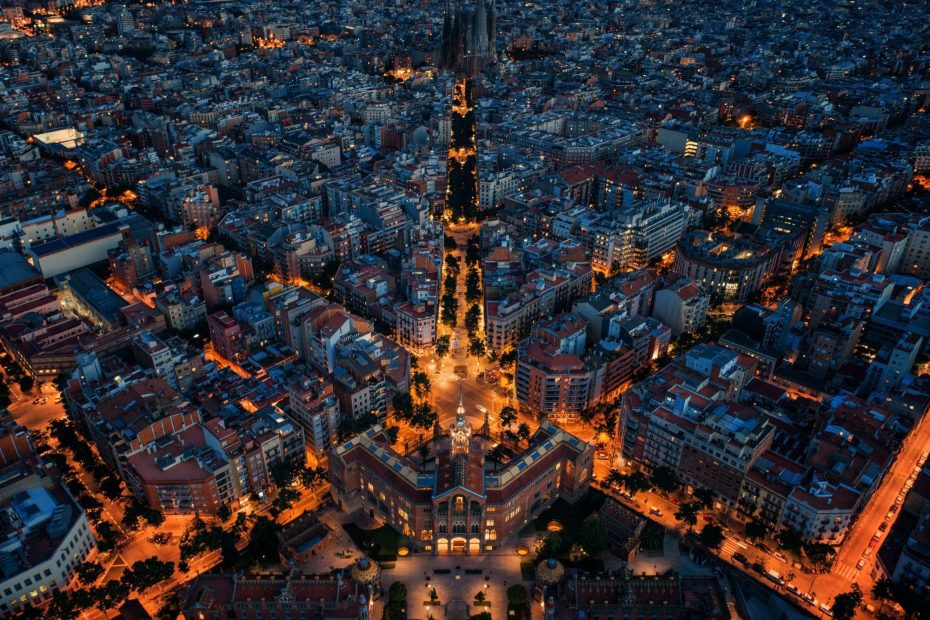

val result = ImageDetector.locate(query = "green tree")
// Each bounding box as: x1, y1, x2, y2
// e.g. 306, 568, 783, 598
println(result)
539, 531, 563, 558
273, 485, 300, 514
94, 579, 130, 613
802, 541, 836, 568
393, 391, 415, 421
465, 269, 482, 302
651, 466, 680, 493
872, 577, 895, 602
516, 422, 531, 445
831, 587, 862, 620
247, 516, 281, 564
46, 589, 93, 619
121, 557, 174, 592
95, 521, 121, 553
776, 528, 804, 557
412, 371, 431, 399
626, 471, 652, 497
465, 235, 481, 265
299, 466, 325, 489
507, 584, 529, 606
577, 517, 609, 555
465, 304, 482, 334
389, 581, 407, 603
74, 560, 104, 585
441, 296, 459, 327
499, 349, 517, 369
435, 335, 451, 358
700, 524, 724, 549
692, 488, 715, 510
469, 338, 486, 357
744, 519, 768, 541
674, 501, 700, 532
411, 403, 438, 430
605, 469, 626, 489
499, 406, 517, 429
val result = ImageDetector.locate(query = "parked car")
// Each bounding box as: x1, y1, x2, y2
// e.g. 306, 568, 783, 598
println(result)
751, 562, 765, 574
879, 522, 889, 532
649, 506, 663, 517
733, 552, 748, 565
856, 558, 866, 570
773, 552, 787, 563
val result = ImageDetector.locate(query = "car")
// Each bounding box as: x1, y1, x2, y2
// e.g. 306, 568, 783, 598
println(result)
751, 562, 765, 574
873, 530, 883, 541
649, 506, 663, 516
890, 504, 899, 513
879, 522, 889, 532
801, 592, 814, 604
40, 398, 47, 404
596, 450, 609, 460
863, 547, 872, 558
733, 552, 748, 565
819, 603, 833, 616
856, 559, 866, 570
786, 584, 800, 595
756, 543, 772, 554
773, 552, 787, 563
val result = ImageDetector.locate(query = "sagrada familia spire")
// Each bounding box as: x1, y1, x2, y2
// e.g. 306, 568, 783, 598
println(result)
439, 0, 497, 76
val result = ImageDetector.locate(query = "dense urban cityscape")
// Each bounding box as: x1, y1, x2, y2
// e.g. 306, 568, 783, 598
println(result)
0, 0, 928, 618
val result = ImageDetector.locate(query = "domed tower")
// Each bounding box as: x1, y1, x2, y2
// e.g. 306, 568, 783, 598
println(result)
450, 386, 472, 455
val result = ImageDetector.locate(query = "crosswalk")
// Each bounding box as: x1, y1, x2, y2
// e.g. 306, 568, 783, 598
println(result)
719, 537, 748, 559
832, 561, 859, 582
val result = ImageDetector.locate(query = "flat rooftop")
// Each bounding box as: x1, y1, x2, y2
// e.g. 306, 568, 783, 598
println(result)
57, 268, 128, 325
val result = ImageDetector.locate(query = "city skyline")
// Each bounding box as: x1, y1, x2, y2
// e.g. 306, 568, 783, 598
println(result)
0, 1, 926, 619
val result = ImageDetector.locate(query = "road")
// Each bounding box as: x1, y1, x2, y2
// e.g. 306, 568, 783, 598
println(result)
5, 383, 204, 616
408, 223, 548, 442
829, 403, 930, 596
593, 404, 930, 619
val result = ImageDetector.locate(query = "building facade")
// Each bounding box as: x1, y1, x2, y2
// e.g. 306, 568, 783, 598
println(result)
329, 396, 593, 554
